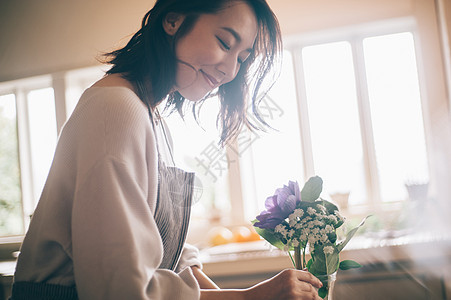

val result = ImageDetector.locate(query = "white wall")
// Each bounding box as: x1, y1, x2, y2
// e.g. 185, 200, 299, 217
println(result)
268, 0, 413, 35
1, 0, 449, 82
0, 0, 155, 82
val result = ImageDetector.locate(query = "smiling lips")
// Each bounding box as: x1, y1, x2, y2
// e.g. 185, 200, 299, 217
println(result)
200, 70, 219, 89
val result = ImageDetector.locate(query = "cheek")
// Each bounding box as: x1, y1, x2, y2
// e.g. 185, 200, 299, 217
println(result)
176, 37, 222, 66
174, 61, 198, 90
180, 51, 220, 67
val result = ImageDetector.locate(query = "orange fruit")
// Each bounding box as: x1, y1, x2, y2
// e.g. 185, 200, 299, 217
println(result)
208, 226, 234, 246
232, 226, 252, 243
248, 227, 262, 241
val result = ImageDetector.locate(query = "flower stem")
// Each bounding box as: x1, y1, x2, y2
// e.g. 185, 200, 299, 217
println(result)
294, 246, 302, 270
303, 245, 307, 270
288, 250, 296, 268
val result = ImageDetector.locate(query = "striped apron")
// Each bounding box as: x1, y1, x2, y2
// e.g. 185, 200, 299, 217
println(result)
150, 107, 195, 271
153, 154, 195, 270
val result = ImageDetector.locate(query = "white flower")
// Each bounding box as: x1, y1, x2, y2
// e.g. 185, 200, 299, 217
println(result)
320, 234, 329, 243
275, 224, 288, 237
308, 234, 318, 245
308, 242, 316, 250
293, 209, 304, 218
307, 207, 316, 215
302, 216, 312, 223
328, 215, 338, 224
325, 224, 334, 233
300, 233, 308, 242
317, 204, 327, 213
323, 246, 334, 255
292, 239, 300, 247
288, 229, 295, 238
313, 220, 324, 227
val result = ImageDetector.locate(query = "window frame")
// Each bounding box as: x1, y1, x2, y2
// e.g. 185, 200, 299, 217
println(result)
0, 69, 103, 255
235, 17, 435, 220
288, 17, 430, 215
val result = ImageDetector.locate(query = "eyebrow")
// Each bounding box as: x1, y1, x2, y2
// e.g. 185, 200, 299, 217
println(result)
221, 27, 254, 53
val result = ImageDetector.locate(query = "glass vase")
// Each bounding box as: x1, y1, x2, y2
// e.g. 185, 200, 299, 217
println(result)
315, 272, 337, 300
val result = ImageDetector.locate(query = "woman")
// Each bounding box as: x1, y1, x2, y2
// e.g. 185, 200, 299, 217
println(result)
11, 0, 323, 299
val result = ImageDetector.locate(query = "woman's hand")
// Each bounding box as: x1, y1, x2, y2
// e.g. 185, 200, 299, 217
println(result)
200, 268, 323, 300
191, 266, 220, 289
243, 269, 323, 300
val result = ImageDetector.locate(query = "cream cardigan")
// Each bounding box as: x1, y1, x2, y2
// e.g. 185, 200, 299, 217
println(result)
13, 87, 201, 299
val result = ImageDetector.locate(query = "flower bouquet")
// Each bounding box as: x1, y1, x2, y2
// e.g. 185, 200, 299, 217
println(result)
253, 176, 368, 299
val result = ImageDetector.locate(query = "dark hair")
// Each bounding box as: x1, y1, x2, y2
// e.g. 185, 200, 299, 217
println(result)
103, 0, 282, 146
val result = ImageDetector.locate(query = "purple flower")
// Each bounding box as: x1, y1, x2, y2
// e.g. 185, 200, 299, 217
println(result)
254, 181, 301, 230
254, 208, 283, 230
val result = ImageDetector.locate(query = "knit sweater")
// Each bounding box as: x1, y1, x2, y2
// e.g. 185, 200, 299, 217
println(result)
13, 87, 201, 299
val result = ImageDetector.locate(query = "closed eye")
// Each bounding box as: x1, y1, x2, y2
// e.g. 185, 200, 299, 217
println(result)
216, 36, 231, 51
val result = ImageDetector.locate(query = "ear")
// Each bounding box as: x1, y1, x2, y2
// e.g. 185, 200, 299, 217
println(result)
163, 12, 186, 36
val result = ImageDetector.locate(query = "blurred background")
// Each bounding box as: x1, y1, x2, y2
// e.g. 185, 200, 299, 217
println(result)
1, 0, 451, 299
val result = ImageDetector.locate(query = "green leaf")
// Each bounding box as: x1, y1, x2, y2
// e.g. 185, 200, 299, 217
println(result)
301, 176, 323, 202
318, 287, 328, 298
336, 215, 371, 252
308, 246, 339, 276
339, 260, 362, 270
328, 231, 337, 244
325, 252, 340, 275
308, 254, 326, 275
317, 198, 339, 213
251, 221, 285, 250
306, 258, 313, 269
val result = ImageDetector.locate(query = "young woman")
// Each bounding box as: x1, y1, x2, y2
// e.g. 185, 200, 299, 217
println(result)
11, 0, 323, 299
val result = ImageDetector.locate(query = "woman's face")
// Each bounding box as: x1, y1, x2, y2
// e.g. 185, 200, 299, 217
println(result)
169, 2, 258, 101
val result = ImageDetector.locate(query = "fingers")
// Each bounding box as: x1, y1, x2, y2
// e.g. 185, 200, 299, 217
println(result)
275, 269, 324, 299
293, 269, 323, 289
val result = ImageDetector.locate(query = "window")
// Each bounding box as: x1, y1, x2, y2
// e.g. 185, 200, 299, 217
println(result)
363, 32, 428, 203
0, 94, 23, 236
0, 81, 59, 237
27, 88, 58, 208
165, 99, 231, 226
0, 69, 102, 239
239, 51, 304, 220
301, 41, 367, 206
295, 31, 429, 208
237, 26, 430, 232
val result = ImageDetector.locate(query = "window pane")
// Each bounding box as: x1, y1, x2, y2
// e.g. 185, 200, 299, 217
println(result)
0, 94, 23, 236
27, 88, 58, 206
364, 32, 429, 202
302, 41, 367, 206
239, 51, 304, 218
165, 98, 230, 223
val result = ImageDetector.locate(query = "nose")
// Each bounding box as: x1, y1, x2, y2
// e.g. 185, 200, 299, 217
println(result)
217, 54, 240, 83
